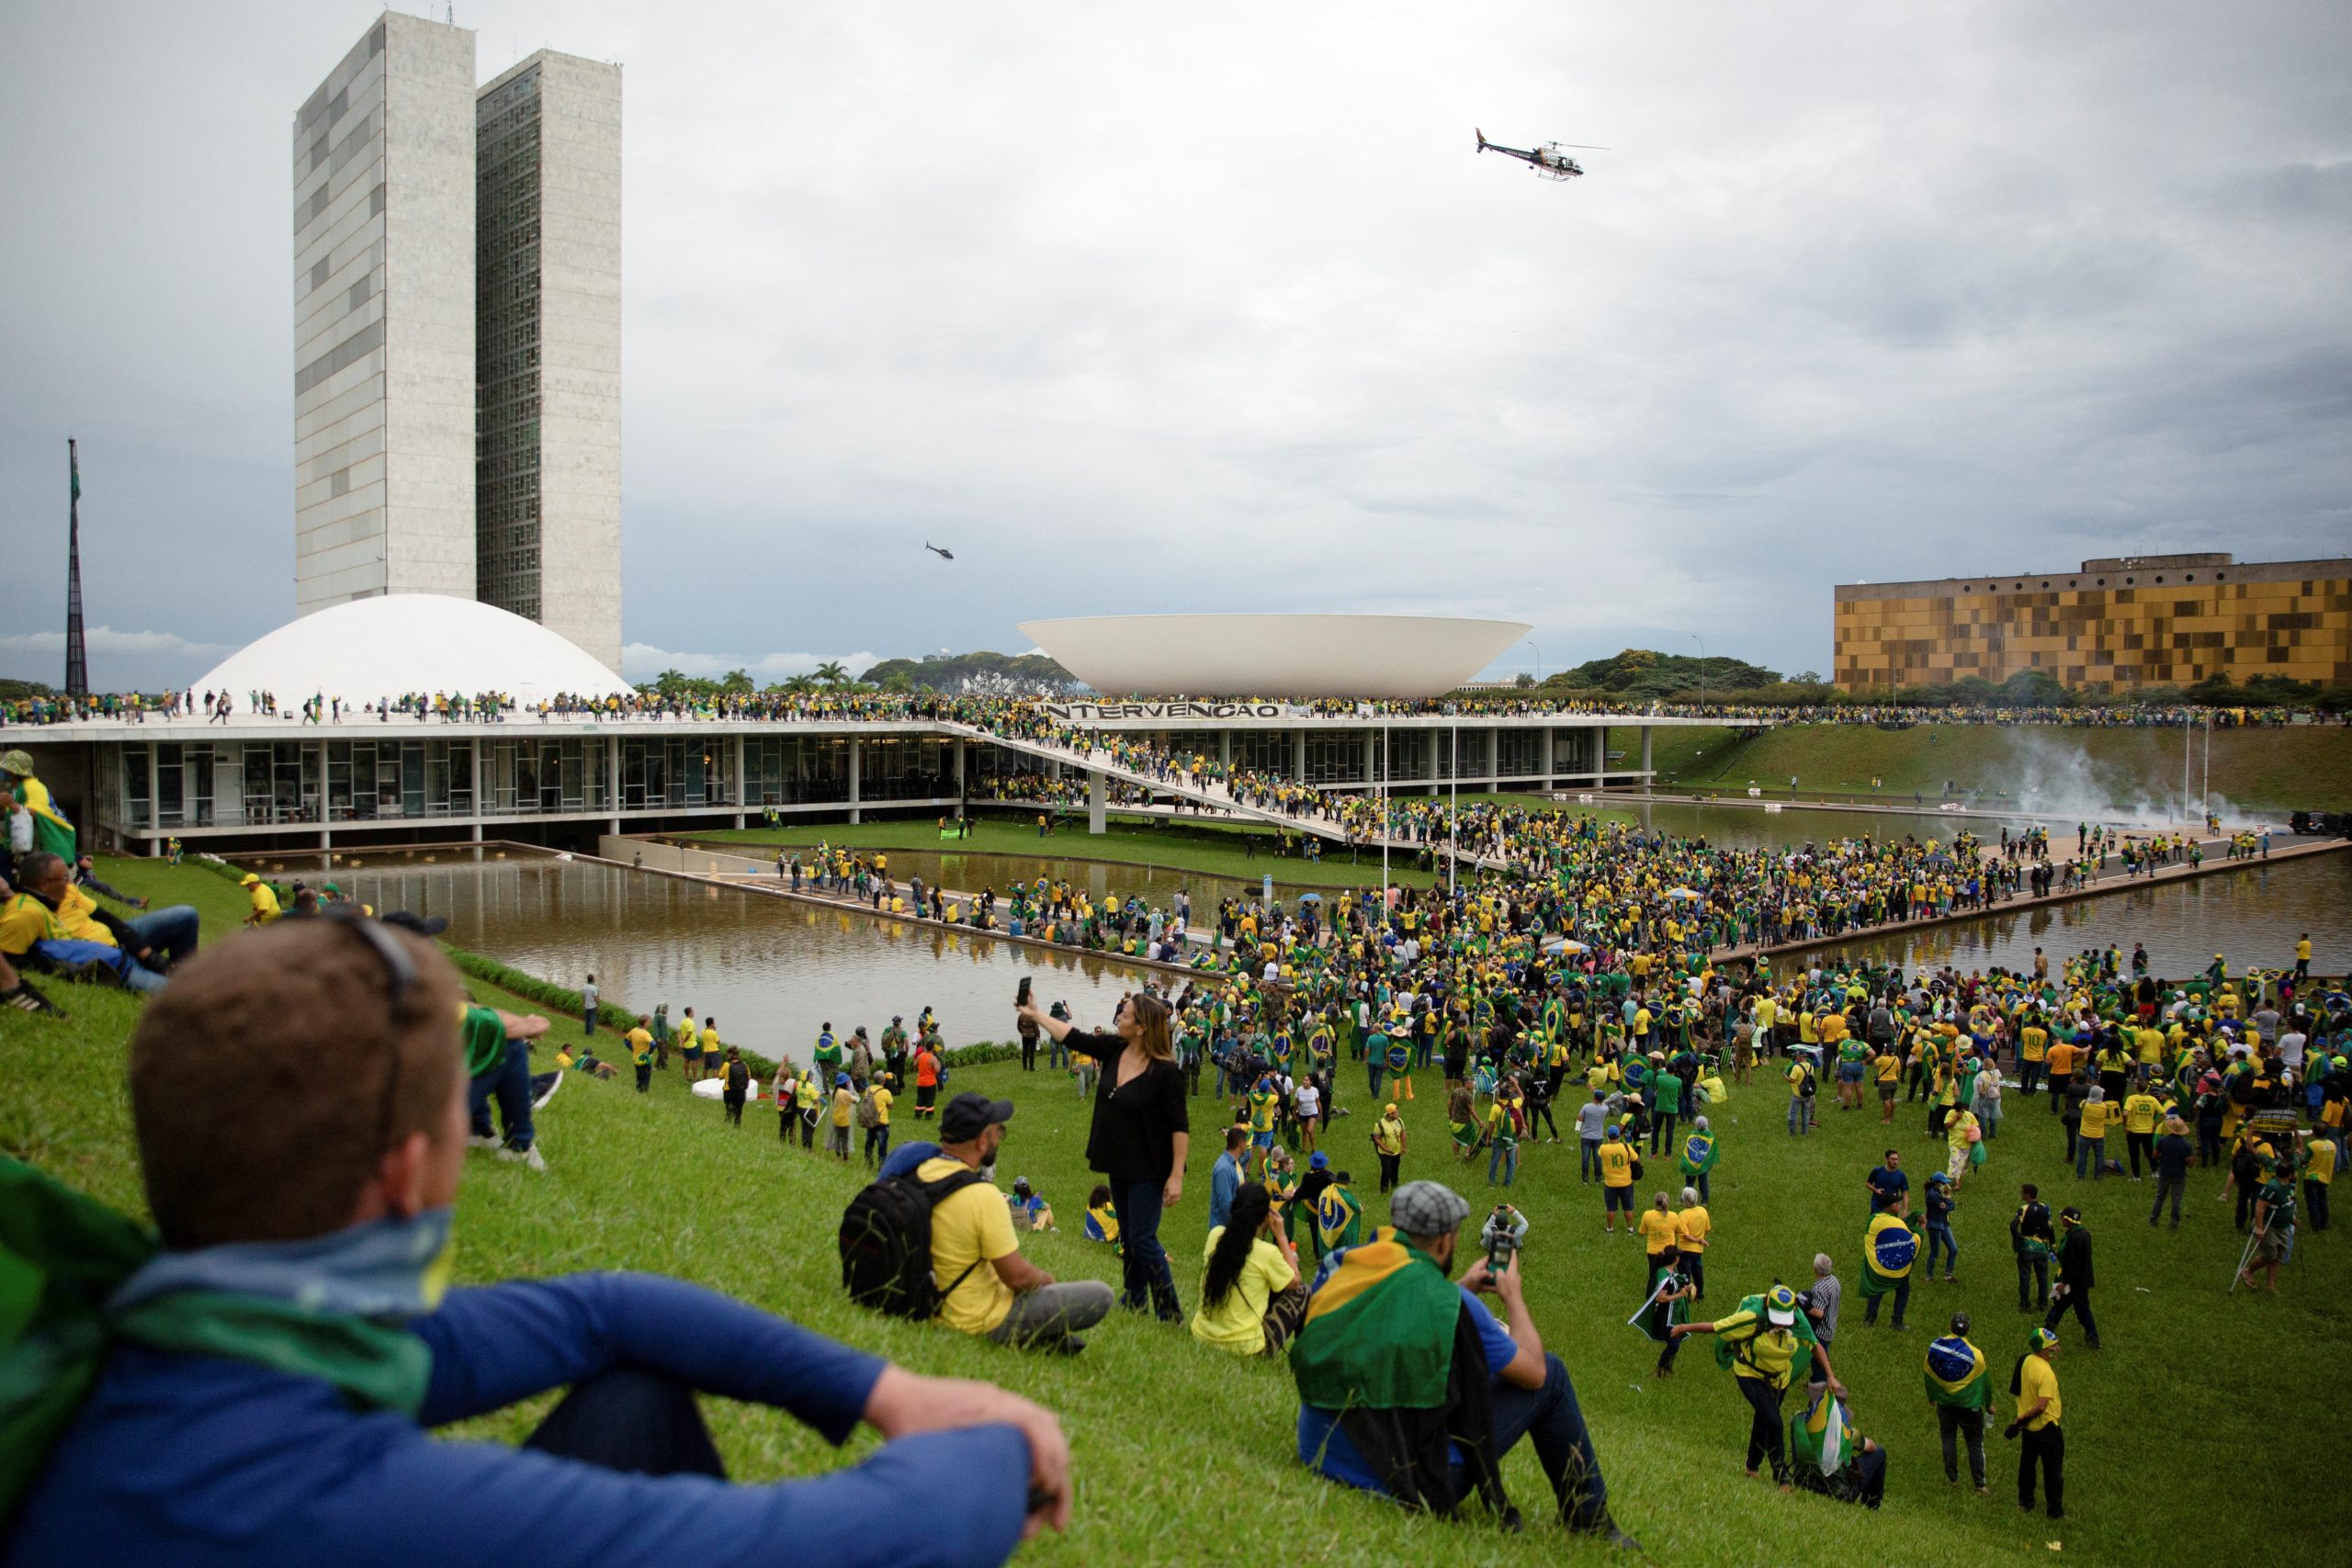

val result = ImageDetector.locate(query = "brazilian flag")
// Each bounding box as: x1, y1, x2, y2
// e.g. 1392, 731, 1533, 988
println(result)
1858, 1212, 1918, 1298
1789, 1386, 1852, 1478
1923, 1334, 1991, 1410
1315, 1183, 1365, 1255
1678, 1131, 1717, 1180
1289, 1228, 1460, 1411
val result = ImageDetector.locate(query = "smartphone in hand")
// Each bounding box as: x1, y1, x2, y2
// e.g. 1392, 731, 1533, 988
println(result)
1017, 976, 1034, 1008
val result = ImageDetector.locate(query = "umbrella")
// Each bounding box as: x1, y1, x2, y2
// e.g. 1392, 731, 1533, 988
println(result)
1663, 887, 1702, 901
1543, 938, 1588, 955
1296, 892, 1323, 902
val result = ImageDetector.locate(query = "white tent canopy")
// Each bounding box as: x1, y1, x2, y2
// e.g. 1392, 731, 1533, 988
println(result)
192, 594, 629, 707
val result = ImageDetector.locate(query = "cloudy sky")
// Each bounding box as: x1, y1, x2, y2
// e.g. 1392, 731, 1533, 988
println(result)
3, 1, 2346, 693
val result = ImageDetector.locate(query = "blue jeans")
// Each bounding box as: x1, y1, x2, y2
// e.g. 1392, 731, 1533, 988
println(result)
1476, 1351, 1610, 1528
1488, 1141, 1518, 1186
1862, 1277, 1908, 1327
107, 904, 201, 994
1111, 1178, 1180, 1320
1580, 1138, 1601, 1181
1368, 1062, 1385, 1097
469, 1037, 536, 1151
1925, 1221, 1958, 1276
2075, 1134, 2105, 1179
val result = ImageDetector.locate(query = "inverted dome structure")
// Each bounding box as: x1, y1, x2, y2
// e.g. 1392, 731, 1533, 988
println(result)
193, 594, 628, 705
1018, 614, 1532, 700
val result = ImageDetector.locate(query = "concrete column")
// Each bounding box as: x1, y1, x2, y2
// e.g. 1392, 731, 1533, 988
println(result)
603, 734, 618, 837
144, 742, 159, 838
1219, 730, 1232, 768
848, 737, 862, 826
1088, 767, 1106, 834
1640, 727, 1654, 794
731, 733, 746, 807
954, 739, 967, 816
1292, 728, 1306, 782
1542, 728, 1555, 789
1483, 728, 1498, 790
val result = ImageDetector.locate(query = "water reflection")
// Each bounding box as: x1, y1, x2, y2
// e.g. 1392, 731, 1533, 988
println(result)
1814, 853, 2350, 977
336, 857, 1157, 1060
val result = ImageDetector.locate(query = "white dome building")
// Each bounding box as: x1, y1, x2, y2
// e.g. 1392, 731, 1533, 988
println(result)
192, 594, 629, 707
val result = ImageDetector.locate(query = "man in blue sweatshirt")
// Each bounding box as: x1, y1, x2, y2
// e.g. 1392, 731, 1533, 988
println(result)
3, 916, 1069, 1568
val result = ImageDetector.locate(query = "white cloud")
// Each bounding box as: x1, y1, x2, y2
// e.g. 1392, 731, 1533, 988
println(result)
620, 642, 882, 683
0, 626, 229, 659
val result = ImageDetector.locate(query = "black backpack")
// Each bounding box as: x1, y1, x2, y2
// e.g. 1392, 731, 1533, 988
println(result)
839, 1167, 989, 1318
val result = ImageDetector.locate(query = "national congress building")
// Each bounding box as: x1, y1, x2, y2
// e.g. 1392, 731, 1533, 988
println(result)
1833, 553, 2352, 693
293, 12, 621, 672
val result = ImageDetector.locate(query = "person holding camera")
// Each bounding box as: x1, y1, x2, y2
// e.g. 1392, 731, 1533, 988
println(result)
1291, 1182, 1637, 1548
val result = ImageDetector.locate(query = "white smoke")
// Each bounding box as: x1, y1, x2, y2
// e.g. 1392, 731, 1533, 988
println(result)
1999, 728, 2265, 830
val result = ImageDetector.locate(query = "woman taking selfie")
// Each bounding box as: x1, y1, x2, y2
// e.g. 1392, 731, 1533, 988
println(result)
1022, 990, 1190, 1321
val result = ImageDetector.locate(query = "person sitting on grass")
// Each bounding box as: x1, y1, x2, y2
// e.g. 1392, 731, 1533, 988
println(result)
1291, 1180, 1638, 1548
0, 915, 1073, 1568
1192, 1182, 1306, 1357
920, 1092, 1113, 1352
1084, 1184, 1122, 1247
1007, 1177, 1057, 1232
0, 850, 201, 995
0, 940, 68, 1017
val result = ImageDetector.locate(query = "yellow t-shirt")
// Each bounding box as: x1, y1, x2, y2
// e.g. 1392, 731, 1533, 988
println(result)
2305, 1139, 2335, 1185
2079, 1100, 2113, 1138
1598, 1142, 1634, 1189
831, 1087, 856, 1127
2121, 1094, 2161, 1135
625, 1027, 654, 1066
1189, 1227, 1295, 1354
1874, 1051, 1901, 1084
869, 1086, 894, 1126
2020, 1027, 2048, 1063
2017, 1354, 2062, 1429
246, 883, 282, 924
700, 1026, 721, 1055
1676, 1205, 1710, 1252
917, 1156, 1017, 1336
1638, 1208, 1678, 1255
1946, 1110, 1978, 1150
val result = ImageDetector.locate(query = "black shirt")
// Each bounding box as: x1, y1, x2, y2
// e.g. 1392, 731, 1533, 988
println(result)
2154, 1133, 2193, 1179
1080, 1030, 1191, 1185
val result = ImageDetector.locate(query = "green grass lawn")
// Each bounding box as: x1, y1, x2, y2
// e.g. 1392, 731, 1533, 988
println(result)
690, 816, 1441, 892
6, 856, 2347, 1564
1624, 723, 2352, 812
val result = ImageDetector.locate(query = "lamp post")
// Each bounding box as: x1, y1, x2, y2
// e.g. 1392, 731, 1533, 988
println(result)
1690, 633, 1706, 708
1526, 639, 1543, 686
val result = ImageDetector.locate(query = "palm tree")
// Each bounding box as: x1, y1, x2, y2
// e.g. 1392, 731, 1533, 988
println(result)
814, 660, 848, 686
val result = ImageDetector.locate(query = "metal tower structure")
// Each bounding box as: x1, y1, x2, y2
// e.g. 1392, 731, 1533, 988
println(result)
64, 438, 88, 699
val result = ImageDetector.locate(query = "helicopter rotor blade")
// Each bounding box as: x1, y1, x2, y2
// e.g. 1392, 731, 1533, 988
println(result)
1551, 142, 1611, 151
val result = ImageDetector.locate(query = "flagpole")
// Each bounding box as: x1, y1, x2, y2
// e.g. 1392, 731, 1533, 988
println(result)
64, 437, 89, 699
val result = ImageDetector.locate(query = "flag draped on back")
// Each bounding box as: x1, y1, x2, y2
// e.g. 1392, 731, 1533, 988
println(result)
1859, 1212, 1918, 1298
1288, 1228, 1459, 1411
1923, 1335, 1991, 1410
1790, 1387, 1849, 1478
1314, 1184, 1365, 1255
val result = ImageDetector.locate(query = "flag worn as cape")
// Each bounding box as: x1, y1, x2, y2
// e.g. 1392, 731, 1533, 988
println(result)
1858, 1212, 1919, 1298
1923, 1334, 1992, 1410
1314, 1185, 1365, 1255
1790, 1386, 1850, 1478
10, 779, 74, 862
1289, 1228, 1460, 1411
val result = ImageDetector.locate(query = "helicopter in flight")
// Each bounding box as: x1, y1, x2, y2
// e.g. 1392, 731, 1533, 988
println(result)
1475, 128, 1607, 181
924, 542, 955, 561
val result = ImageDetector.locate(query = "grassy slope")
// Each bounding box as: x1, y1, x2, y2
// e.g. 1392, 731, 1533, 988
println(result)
1622, 724, 2352, 812
7, 858, 2348, 1565
690, 818, 1439, 892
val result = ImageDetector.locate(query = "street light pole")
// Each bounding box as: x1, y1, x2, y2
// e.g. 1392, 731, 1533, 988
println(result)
1690, 633, 1706, 708
1526, 639, 1543, 686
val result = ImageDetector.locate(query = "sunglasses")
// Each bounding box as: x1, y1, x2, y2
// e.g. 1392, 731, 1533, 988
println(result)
323, 908, 425, 1150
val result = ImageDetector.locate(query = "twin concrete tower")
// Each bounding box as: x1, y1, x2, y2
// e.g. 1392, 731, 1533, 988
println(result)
292, 11, 621, 672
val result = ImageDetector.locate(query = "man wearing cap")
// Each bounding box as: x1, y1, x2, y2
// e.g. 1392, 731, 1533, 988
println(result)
2005, 1328, 2065, 1519
1291, 1180, 1636, 1547
2042, 1208, 2099, 1348
1670, 1280, 1846, 1490
1370, 1101, 1408, 1193
238, 872, 282, 927
921, 1091, 1114, 1351
1, 747, 75, 870
1923, 1311, 1992, 1494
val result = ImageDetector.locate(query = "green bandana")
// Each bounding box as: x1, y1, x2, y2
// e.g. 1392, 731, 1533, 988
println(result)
0, 1156, 443, 1521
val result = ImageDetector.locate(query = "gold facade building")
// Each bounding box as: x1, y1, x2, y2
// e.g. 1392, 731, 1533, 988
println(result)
1833, 554, 2352, 693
